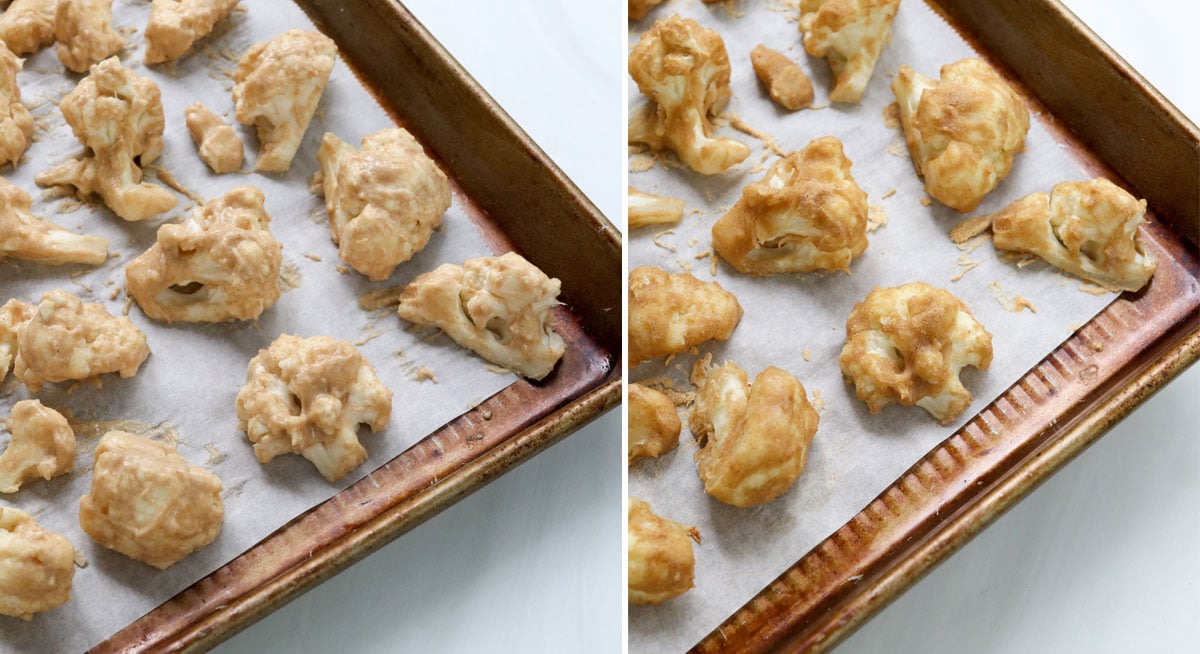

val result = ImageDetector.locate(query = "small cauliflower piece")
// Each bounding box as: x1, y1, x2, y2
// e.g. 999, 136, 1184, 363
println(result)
0, 399, 75, 493
628, 265, 742, 366
317, 128, 451, 281
0, 506, 74, 620
0, 42, 32, 167
750, 44, 813, 111
54, 0, 122, 73
0, 177, 109, 266
628, 383, 680, 464
0, 0, 57, 56
185, 102, 243, 174
799, 0, 900, 104
628, 0, 666, 21
628, 496, 698, 605
144, 0, 239, 64
628, 15, 750, 175
627, 187, 684, 230
713, 136, 868, 275
991, 178, 1157, 292
892, 58, 1030, 213
233, 29, 336, 173
397, 252, 566, 380
840, 282, 993, 424
236, 334, 392, 482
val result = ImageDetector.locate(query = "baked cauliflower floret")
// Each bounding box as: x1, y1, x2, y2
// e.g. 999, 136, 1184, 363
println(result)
185, 102, 243, 174
991, 178, 1157, 292
0, 42, 32, 167
750, 44, 813, 111
78, 430, 223, 569
233, 29, 336, 173
0, 399, 75, 493
125, 186, 282, 323
54, 0, 122, 73
628, 0, 666, 21
628, 383, 681, 464
627, 187, 684, 230
628, 265, 742, 366
0, 177, 109, 266
712, 136, 868, 275
144, 0, 239, 64
236, 334, 392, 482
628, 496, 699, 605
0, 0, 57, 56
397, 252, 566, 380
840, 282, 993, 424
35, 57, 177, 222
628, 15, 750, 175
799, 0, 900, 104
892, 58, 1030, 213
0, 506, 74, 620
317, 128, 451, 281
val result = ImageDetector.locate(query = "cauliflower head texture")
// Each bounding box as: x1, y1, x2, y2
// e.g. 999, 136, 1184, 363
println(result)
628, 496, 699, 605
0, 42, 32, 167
54, 0, 123, 73
799, 0, 899, 104
0, 399, 75, 494
185, 102, 244, 174
628, 383, 680, 464
144, 0, 239, 64
0, 176, 109, 266
628, 265, 742, 366
0, 506, 74, 620
0, 0, 57, 56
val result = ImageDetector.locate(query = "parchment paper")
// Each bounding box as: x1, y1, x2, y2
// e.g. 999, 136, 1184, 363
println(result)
0, 2, 521, 650
628, 1, 1120, 650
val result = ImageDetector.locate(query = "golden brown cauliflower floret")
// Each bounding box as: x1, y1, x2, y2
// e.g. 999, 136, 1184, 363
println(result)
0, 177, 109, 266
125, 186, 282, 323
628, 496, 699, 605
144, 0, 239, 64
233, 29, 336, 173
628, 265, 742, 366
54, 0, 122, 73
0, 399, 75, 493
712, 136, 868, 275
236, 334, 392, 482
0, 42, 32, 167
750, 44, 813, 111
0, 0, 57, 56
397, 252, 566, 380
628, 0, 666, 21
628, 15, 750, 175
0, 506, 74, 620
991, 178, 1157, 292
840, 282, 992, 424
627, 187, 684, 230
317, 128, 451, 281
799, 0, 899, 104
185, 102, 244, 174
892, 58, 1030, 213
78, 430, 223, 569
628, 383, 680, 464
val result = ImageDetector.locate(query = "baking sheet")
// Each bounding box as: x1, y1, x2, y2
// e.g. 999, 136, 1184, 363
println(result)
627, 1, 1121, 651
0, 2, 522, 650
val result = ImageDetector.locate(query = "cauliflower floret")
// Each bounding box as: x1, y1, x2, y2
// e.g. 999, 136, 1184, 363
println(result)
0, 399, 75, 493
125, 186, 282, 323
236, 334, 392, 482
628, 0, 666, 21
0, 290, 151, 390
628, 496, 699, 605
750, 44, 813, 111
397, 252, 566, 380
144, 0, 239, 64
54, 0, 122, 73
799, 0, 899, 104
233, 29, 336, 173
0, 506, 74, 620
317, 128, 451, 281
185, 102, 243, 174
628, 383, 680, 464
0, 42, 32, 167
628, 15, 750, 175
840, 282, 993, 424
712, 136, 868, 275
892, 58, 1030, 213
628, 265, 742, 366
991, 178, 1157, 292
627, 187, 683, 230
35, 57, 177, 222
78, 430, 223, 569
0, 177, 109, 266
0, 0, 57, 56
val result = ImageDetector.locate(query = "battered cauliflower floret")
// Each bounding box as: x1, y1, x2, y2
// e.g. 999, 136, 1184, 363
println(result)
799, 0, 900, 104
317, 128, 451, 281
628, 0, 666, 21
236, 334, 392, 482
0, 0, 57, 56
892, 58, 1030, 213
0, 298, 34, 379
839, 282, 993, 424
125, 186, 282, 323
628, 383, 680, 464
0, 42, 32, 167
627, 187, 684, 230
54, 0, 122, 73
0, 399, 75, 493
628, 265, 742, 366
991, 178, 1157, 292
185, 102, 243, 174
233, 29, 336, 173
628, 15, 750, 175
35, 57, 177, 222
628, 496, 699, 605
712, 136, 868, 275
0, 177, 109, 266
396, 252, 566, 380
0, 506, 74, 620
144, 0, 239, 64
750, 44, 813, 111
78, 430, 223, 569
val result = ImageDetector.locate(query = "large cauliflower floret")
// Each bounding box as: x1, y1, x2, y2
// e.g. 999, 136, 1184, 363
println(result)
0, 0, 57, 56
0, 506, 74, 620
125, 186, 282, 323
628, 383, 680, 464
628, 265, 742, 366
799, 0, 900, 104
397, 252, 566, 380
839, 282, 993, 424
0, 399, 75, 494
54, 0, 123, 73
0, 176, 109, 266
991, 178, 1157, 292
892, 58, 1030, 213
0, 42, 32, 167
233, 29, 336, 173
236, 334, 392, 482
712, 136, 868, 275
79, 430, 223, 569
628, 15, 750, 175
317, 127, 451, 281
35, 57, 177, 222
144, 0, 239, 64
185, 102, 243, 174
628, 496, 699, 605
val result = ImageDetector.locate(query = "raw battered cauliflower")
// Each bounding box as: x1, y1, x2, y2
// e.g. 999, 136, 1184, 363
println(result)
750, 44, 813, 111
628, 266, 742, 366
839, 282, 993, 424
628, 496, 699, 605
0, 42, 31, 167
125, 186, 282, 323
627, 187, 684, 230
628, 0, 666, 21
185, 102, 243, 174
892, 58, 1030, 213
144, 0, 239, 64
628, 383, 680, 464
991, 178, 1157, 292
0, 0, 57, 56
799, 0, 900, 104
233, 29, 336, 173
0, 399, 74, 493
54, 0, 122, 73
712, 136, 868, 275
628, 15, 750, 175
236, 334, 392, 482
78, 430, 223, 569
0, 176, 109, 266
35, 57, 177, 222
0, 506, 74, 620
397, 252, 566, 380
317, 128, 451, 281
